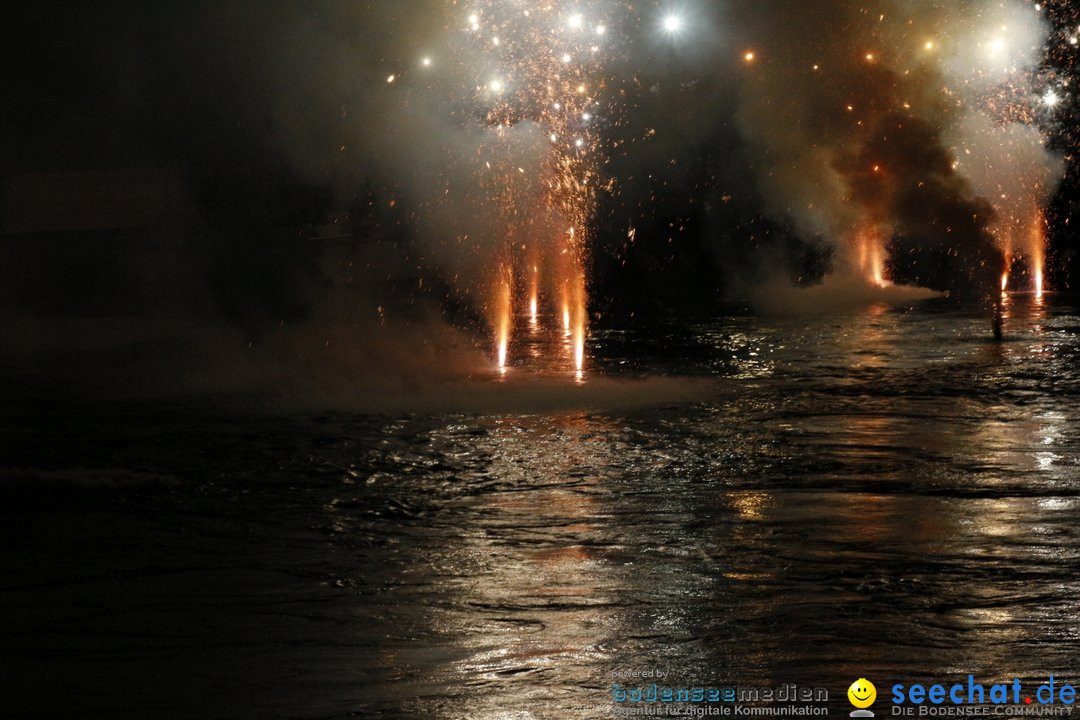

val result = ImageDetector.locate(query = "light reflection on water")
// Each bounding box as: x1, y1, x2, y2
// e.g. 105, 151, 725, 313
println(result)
2, 297, 1080, 719
395, 297, 1080, 717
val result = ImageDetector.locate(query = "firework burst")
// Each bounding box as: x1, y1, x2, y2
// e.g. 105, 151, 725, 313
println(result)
443, 1, 624, 373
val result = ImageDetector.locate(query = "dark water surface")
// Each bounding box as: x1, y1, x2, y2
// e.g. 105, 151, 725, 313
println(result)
3, 296, 1080, 719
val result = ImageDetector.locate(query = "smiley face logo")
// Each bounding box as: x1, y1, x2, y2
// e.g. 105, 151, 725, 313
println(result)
848, 678, 877, 709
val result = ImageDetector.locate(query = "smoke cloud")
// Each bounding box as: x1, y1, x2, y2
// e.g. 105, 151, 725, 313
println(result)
726, 0, 1062, 298
0, 0, 1068, 406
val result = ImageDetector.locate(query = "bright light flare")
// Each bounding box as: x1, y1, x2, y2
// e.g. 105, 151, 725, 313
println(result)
1042, 90, 1059, 107
661, 14, 684, 34
985, 36, 1007, 59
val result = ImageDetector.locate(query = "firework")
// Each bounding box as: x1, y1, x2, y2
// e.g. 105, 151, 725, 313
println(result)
428, 1, 622, 374
389, 0, 1071, 342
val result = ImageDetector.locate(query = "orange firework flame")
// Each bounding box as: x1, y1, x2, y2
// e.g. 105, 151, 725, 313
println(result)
495, 268, 513, 371
569, 267, 586, 371
855, 227, 889, 287
1001, 248, 1010, 294
529, 265, 539, 326
561, 289, 572, 336
1028, 210, 1046, 298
